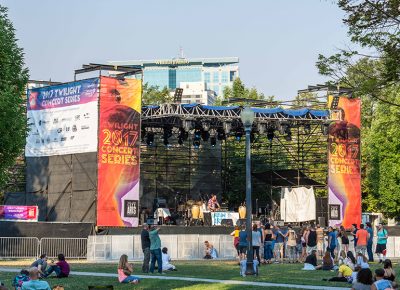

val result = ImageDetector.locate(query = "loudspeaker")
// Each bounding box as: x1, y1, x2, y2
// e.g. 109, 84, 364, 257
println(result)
203, 212, 212, 226
221, 219, 233, 227
236, 219, 246, 227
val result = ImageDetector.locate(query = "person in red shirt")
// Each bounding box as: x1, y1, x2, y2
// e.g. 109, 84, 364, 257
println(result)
355, 224, 369, 257
43, 253, 70, 278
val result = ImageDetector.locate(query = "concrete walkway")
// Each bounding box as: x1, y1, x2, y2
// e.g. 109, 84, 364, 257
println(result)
0, 267, 350, 290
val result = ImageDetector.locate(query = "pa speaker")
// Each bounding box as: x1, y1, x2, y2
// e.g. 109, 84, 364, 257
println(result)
221, 219, 233, 227
203, 212, 212, 226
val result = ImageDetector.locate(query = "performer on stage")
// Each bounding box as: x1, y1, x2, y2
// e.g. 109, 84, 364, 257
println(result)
207, 194, 220, 212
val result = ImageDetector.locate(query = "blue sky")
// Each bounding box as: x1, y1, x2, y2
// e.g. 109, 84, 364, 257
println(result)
2, 0, 349, 100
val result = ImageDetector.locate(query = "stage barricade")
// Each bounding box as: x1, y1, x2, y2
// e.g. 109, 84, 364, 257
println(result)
40, 238, 87, 259
177, 234, 199, 260
87, 236, 112, 261
0, 237, 39, 259
111, 235, 133, 260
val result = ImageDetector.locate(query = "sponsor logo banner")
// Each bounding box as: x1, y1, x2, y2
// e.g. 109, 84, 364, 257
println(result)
25, 78, 99, 157
97, 77, 141, 227
0, 206, 38, 221
328, 97, 361, 228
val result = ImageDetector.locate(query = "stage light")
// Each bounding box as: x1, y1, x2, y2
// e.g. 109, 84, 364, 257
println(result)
284, 130, 292, 141
267, 128, 275, 142
163, 126, 172, 146
304, 124, 311, 134
223, 121, 232, 134
217, 128, 226, 140
201, 131, 210, 142
183, 119, 194, 132
330, 96, 340, 109
202, 121, 211, 132
257, 123, 266, 134
321, 122, 330, 135
210, 136, 217, 147
193, 129, 201, 148
235, 131, 243, 141
146, 132, 154, 146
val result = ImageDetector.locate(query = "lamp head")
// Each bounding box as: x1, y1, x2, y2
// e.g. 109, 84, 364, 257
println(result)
240, 107, 255, 128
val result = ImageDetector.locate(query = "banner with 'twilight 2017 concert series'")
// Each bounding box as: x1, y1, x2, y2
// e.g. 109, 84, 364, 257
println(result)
97, 77, 141, 227
328, 97, 361, 228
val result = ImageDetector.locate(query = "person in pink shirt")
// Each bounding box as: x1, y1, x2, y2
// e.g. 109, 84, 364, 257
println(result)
118, 254, 140, 284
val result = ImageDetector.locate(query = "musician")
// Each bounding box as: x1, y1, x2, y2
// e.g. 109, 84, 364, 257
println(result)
207, 194, 220, 212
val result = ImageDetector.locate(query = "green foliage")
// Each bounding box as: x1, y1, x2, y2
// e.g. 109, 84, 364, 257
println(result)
0, 5, 29, 190
142, 83, 172, 105
317, 0, 400, 106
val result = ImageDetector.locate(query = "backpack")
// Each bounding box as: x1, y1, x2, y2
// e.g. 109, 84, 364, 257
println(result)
12, 274, 30, 290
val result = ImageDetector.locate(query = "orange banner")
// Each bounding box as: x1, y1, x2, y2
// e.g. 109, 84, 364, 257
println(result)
328, 97, 361, 228
97, 77, 141, 227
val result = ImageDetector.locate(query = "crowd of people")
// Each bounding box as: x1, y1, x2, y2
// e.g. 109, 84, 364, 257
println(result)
229, 220, 396, 288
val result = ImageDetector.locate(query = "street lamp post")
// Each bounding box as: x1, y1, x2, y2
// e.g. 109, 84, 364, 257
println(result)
240, 106, 255, 276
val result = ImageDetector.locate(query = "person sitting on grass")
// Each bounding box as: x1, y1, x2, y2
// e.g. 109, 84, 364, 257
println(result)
161, 247, 176, 271
21, 267, 51, 290
117, 254, 140, 284
383, 259, 396, 282
351, 268, 373, 290
345, 251, 357, 270
30, 254, 48, 277
318, 251, 334, 271
42, 254, 69, 278
323, 262, 353, 282
356, 252, 370, 269
302, 249, 318, 270
12, 269, 30, 290
350, 265, 361, 284
372, 268, 393, 290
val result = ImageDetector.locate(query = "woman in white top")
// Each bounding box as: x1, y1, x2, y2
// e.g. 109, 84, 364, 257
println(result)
252, 224, 262, 264
161, 247, 176, 271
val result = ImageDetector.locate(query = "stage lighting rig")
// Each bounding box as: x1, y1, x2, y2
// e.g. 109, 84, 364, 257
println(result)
183, 119, 194, 132
235, 131, 243, 141
202, 120, 211, 132
193, 129, 201, 148
163, 126, 173, 146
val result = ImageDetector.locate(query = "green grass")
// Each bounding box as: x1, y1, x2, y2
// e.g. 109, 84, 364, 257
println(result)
1, 260, 398, 289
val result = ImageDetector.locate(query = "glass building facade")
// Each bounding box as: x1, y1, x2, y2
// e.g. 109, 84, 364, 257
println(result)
109, 57, 239, 97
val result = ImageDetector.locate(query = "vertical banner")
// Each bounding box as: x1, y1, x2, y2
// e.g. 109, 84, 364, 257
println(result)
97, 77, 141, 227
328, 97, 361, 228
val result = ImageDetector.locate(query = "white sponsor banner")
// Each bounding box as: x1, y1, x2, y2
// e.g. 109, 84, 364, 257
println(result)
25, 78, 99, 157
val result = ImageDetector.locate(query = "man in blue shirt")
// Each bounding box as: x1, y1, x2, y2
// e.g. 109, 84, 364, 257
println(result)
22, 267, 51, 290
366, 222, 374, 262
327, 226, 337, 259
273, 225, 287, 263
238, 224, 248, 259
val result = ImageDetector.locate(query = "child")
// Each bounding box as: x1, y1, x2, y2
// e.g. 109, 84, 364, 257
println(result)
239, 257, 258, 277
161, 247, 176, 271
12, 269, 30, 290
117, 254, 140, 284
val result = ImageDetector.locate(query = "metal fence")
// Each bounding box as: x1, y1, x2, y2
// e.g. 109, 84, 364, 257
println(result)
0, 237, 87, 259
40, 238, 87, 259
0, 237, 39, 259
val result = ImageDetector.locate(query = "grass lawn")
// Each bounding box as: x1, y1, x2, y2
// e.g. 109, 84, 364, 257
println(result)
0, 260, 398, 289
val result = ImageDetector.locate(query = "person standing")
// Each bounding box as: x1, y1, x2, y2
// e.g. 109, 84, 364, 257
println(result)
238, 224, 248, 259
149, 225, 163, 274
339, 226, 349, 254
316, 224, 325, 259
375, 223, 388, 263
252, 224, 262, 264
286, 225, 297, 263
230, 225, 240, 258
306, 224, 317, 255
273, 225, 286, 263
355, 224, 369, 257
366, 222, 374, 262
140, 223, 151, 273
351, 224, 358, 249
263, 223, 274, 264
207, 194, 220, 212
327, 226, 337, 259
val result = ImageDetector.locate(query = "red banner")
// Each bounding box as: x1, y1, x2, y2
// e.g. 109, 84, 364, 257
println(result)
328, 97, 361, 228
97, 77, 141, 227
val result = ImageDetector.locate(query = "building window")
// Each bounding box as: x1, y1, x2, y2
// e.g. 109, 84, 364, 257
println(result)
213, 72, 219, 83
230, 71, 236, 82
213, 85, 219, 94
204, 72, 210, 83
221, 71, 228, 83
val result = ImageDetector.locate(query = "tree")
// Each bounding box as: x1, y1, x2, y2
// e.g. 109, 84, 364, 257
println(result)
141, 83, 172, 105
317, 0, 400, 106
0, 6, 29, 190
